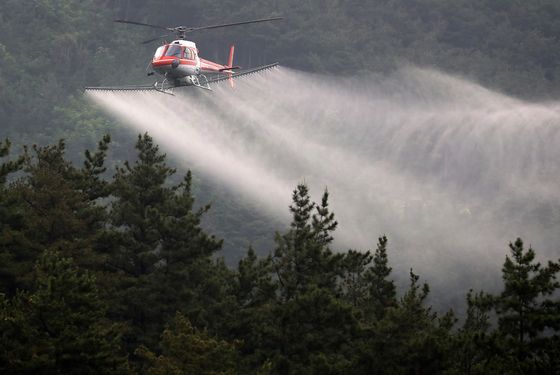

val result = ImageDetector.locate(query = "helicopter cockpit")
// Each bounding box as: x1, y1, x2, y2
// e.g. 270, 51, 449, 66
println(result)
165, 45, 182, 58
153, 44, 195, 61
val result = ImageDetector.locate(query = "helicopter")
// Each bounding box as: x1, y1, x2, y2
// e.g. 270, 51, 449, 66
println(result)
85, 16, 282, 94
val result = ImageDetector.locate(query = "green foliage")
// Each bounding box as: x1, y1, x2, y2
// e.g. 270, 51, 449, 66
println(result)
340, 235, 397, 321
136, 312, 238, 375
0, 138, 110, 294
494, 238, 560, 373
108, 133, 224, 350
452, 289, 495, 375
0, 249, 129, 374
359, 270, 455, 375
340, 249, 373, 309
268, 286, 357, 374
365, 235, 397, 321
0, 139, 23, 184
273, 185, 341, 301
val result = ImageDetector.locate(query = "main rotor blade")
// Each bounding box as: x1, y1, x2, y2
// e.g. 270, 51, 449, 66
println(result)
114, 19, 170, 31
141, 34, 170, 44
186, 16, 283, 33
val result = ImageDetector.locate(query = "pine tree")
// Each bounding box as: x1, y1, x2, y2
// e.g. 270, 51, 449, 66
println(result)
135, 312, 238, 375
453, 289, 495, 375
311, 189, 338, 247
0, 250, 129, 374
370, 270, 455, 374
272, 184, 341, 301
0, 138, 109, 294
224, 247, 277, 372
494, 238, 560, 373
364, 235, 397, 321
109, 133, 223, 350
78, 134, 112, 201
260, 184, 358, 373
236, 247, 276, 308
269, 285, 358, 374
340, 249, 373, 309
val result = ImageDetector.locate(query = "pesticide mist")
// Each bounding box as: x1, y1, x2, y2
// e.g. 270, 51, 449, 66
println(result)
87, 67, 560, 298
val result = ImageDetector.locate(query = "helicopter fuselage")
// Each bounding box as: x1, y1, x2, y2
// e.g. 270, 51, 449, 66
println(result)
151, 39, 233, 87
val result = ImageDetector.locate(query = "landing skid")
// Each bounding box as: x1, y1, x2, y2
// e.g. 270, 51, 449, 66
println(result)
153, 78, 175, 95
191, 74, 212, 91
153, 75, 212, 94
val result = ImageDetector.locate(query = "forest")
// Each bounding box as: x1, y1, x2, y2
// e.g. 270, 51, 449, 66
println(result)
1, 134, 559, 374
1, 0, 560, 374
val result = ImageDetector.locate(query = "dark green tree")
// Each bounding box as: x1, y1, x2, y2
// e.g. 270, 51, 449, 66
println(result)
364, 235, 397, 321
136, 312, 239, 375
109, 133, 223, 351
0, 138, 111, 294
367, 270, 455, 375
340, 249, 373, 310
0, 249, 129, 374
451, 289, 496, 375
494, 238, 560, 373
223, 247, 277, 371
78, 134, 112, 201
258, 185, 358, 373
273, 185, 341, 301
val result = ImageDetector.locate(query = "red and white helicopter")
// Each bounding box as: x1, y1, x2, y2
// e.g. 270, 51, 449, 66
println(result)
86, 17, 281, 94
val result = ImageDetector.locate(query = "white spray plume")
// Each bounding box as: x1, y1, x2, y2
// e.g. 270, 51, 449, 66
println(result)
86, 67, 560, 297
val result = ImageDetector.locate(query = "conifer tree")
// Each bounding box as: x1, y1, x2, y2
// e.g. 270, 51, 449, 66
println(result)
110, 133, 176, 278
0, 139, 109, 294
236, 247, 276, 308
79, 134, 112, 201
340, 249, 373, 309
370, 270, 455, 374
273, 184, 341, 301
224, 247, 277, 371
364, 235, 397, 321
0, 250, 129, 374
109, 133, 223, 350
266, 184, 358, 373
453, 289, 495, 375
494, 238, 560, 373
311, 189, 338, 247
136, 312, 238, 375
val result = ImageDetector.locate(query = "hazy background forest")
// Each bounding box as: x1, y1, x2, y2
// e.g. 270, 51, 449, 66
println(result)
1, 0, 560, 374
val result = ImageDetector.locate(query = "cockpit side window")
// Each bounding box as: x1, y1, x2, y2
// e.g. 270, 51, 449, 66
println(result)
153, 46, 165, 59
183, 48, 193, 60
165, 45, 182, 57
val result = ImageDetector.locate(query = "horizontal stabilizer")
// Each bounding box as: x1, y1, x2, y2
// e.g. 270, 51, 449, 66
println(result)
219, 66, 241, 71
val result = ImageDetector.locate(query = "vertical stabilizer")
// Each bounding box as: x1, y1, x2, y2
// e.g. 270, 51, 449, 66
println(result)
228, 45, 235, 88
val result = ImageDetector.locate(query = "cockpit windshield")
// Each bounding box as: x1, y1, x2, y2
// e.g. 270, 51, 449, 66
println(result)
165, 45, 182, 58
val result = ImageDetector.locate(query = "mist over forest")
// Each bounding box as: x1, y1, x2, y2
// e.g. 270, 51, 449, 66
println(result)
1, 1, 560, 374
